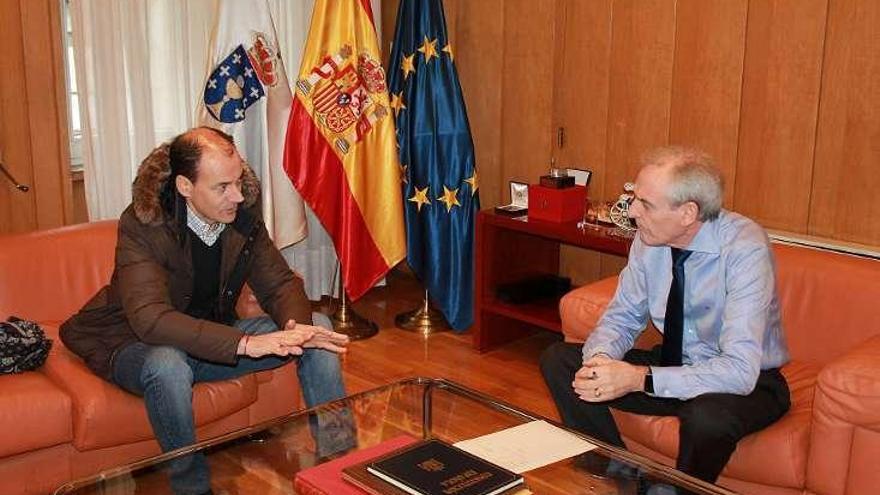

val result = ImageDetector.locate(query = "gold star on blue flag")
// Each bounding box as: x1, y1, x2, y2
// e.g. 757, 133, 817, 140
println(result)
388, 0, 480, 330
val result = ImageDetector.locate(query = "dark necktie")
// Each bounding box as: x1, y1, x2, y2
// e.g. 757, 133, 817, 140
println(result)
661, 247, 692, 366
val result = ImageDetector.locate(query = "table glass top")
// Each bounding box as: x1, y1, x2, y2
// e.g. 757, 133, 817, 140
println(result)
54, 377, 734, 495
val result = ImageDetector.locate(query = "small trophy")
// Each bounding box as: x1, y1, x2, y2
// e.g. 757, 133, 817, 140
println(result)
539, 159, 575, 189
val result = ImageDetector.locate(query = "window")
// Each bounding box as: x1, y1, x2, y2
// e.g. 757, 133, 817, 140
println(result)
60, 0, 83, 170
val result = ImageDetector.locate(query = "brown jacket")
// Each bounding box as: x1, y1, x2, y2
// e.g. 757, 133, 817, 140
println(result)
60, 156, 311, 381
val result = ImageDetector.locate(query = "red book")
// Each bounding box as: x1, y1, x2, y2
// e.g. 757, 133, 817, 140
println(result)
294, 436, 418, 495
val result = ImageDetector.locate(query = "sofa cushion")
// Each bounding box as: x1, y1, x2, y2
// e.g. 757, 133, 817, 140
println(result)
0, 372, 73, 457
0, 221, 117, 323
559, 275, 619, 342
41, 324, 259, 451
614, 360, 818, 488
773, 244, 880, 365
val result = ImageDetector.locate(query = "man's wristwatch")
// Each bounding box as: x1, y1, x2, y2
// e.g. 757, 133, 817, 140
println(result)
643, 367, 654, 394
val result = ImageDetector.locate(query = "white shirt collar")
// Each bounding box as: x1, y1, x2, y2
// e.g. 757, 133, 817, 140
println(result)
186, 204, 225, 246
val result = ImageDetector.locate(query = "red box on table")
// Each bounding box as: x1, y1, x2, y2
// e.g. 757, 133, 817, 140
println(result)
527, 184, 586, 223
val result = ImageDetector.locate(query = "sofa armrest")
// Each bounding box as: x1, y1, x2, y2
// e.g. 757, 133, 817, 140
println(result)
806, 334, 880, 495
559, 275, 619, 343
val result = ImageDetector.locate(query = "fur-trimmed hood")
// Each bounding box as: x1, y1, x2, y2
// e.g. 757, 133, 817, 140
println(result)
131, 143, 261, 225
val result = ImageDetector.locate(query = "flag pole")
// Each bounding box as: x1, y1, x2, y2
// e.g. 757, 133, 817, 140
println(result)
331, 275, 378, 340
395, 289, 449, 335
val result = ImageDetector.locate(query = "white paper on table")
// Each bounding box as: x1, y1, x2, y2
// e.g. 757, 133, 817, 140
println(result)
453, 420, 597, 474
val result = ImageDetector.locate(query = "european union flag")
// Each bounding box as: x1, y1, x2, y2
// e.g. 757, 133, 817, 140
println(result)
388, 0, 479, 330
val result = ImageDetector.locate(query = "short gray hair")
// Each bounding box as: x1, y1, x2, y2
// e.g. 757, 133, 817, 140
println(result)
640, 146, 724, 221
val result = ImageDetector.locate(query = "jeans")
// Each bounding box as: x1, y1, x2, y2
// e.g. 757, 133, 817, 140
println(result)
111, 313, 348, 495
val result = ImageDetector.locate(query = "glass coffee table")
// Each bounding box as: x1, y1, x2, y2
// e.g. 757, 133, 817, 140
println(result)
54, 377, 734, 495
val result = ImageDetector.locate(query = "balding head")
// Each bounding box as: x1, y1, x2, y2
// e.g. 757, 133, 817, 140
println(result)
169, 127, 237, 185
170, 127, 245, 225
182, 127, 236, 159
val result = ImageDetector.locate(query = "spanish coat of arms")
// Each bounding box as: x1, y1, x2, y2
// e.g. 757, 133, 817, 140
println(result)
296, 45, 389, 154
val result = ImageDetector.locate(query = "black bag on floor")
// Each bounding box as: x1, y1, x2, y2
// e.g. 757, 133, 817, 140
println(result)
0, 317, 53, 374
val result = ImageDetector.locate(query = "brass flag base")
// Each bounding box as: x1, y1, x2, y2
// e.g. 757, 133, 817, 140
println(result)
331, 290, 378, 341
395, 290, 449, 336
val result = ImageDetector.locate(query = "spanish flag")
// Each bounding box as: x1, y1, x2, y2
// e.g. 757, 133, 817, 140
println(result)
284, 0, 405, 301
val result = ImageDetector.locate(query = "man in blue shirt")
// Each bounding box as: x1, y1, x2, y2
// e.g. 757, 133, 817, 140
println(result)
541, 146, 790, 486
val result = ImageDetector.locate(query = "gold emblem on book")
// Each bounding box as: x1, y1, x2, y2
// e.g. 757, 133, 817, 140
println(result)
417, 458, 445, 472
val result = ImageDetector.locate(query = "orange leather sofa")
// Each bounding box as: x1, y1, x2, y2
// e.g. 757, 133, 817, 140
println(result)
560, 242, 880, 495
0, 221, 302, 494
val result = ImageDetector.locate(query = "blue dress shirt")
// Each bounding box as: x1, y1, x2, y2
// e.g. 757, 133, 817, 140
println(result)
582, 210, 790, 399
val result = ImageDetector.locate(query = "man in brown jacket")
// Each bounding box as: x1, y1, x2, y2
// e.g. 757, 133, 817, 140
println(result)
61, 127, 350, 495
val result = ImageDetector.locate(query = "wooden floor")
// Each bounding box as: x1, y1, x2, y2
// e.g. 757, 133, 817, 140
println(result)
326, 268, 565, 422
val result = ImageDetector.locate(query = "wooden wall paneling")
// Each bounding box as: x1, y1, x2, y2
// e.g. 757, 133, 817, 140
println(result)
734, 0, 828, 232
808, 0, 880, 245
551, 0, 612, 198
598, 254, 627, 279
0, 0, 38, 234
498, 0, 556, 206
452, 1, 505, 209
668, 0, 747, 207
21, 0, 73, 229
603, 0, 676, 194
387, 0, 880, 253
442, 0, 458, 48
552, 0, 613, 286
600, 0, 675, 278
380, 0, 399, 64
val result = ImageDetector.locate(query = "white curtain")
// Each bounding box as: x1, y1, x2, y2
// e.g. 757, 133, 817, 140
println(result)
270, 0, 339, 299
70, 0, 382, 300
70, 0, 212, 220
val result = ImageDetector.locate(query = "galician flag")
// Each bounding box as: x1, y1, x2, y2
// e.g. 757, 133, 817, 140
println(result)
284, 0, 405, 300
198, 0, 307, 248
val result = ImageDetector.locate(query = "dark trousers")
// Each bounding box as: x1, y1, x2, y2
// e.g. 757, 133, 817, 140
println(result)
540, 342, 790, 483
